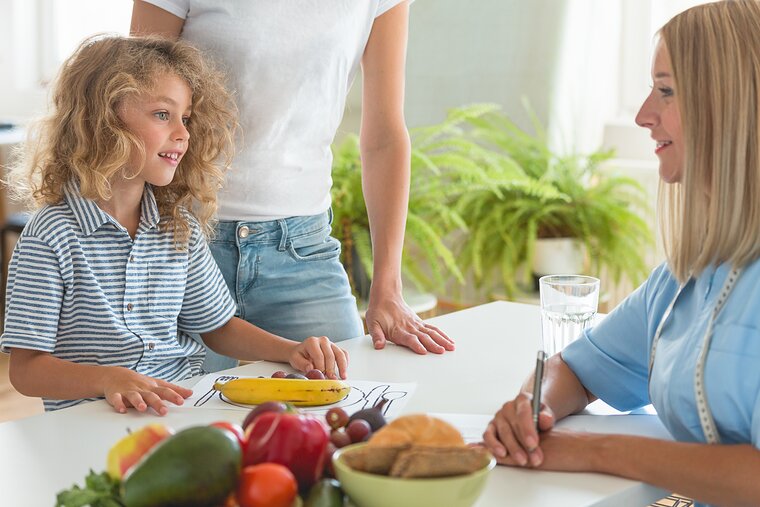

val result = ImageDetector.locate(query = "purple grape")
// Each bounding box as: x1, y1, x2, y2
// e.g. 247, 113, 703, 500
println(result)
305, 369, 326, 380
325, 407, 349, 430
330, 429, 352, 448
346, 419, 372, 443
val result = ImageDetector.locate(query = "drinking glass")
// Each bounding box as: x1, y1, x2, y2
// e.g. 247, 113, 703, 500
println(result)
539, 275, 600, 356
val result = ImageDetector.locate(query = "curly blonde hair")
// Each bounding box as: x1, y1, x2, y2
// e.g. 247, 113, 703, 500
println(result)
9, 34, 237, 244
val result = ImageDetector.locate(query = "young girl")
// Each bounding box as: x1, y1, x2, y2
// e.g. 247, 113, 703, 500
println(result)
1, 35, 349, 415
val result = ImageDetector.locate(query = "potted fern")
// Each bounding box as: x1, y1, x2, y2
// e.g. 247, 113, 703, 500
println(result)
331, 104, 653, 303
453, 105, 653, 298
330, 104, 509, 300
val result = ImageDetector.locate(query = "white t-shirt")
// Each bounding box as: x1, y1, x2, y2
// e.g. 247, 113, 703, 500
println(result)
143, 0, 407, 221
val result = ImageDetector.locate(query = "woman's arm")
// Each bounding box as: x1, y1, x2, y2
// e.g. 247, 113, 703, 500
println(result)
536, 431, 760, 507
8, 348, 192, 414
483, 354, 596, 466
360, 2, 455, 356
200, 317, 349, 379
130, 0, 185, 37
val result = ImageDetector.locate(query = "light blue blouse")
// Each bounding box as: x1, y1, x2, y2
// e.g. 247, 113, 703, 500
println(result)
563, 261, 760, 448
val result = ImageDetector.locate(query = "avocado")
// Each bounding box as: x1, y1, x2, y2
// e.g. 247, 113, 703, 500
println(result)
304, 478, 344, 507
121, 426, 242, 507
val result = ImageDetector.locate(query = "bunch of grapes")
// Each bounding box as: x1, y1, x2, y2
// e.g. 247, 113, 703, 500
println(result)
326, 408, 372, 447
269, 369, 326, 380
321, 407, 373, 477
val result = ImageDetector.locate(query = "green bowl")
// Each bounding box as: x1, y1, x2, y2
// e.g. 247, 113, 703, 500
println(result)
333, 443, 495, 507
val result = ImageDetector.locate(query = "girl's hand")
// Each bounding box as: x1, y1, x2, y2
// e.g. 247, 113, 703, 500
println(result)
482, 392, 555, 467
288, 336, 349, 380
102, 367, 193, 415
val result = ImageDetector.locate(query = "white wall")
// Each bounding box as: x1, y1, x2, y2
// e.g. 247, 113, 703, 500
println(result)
339, 0, 567, 138
0, 0, 132, 123
0, 0, 47, 121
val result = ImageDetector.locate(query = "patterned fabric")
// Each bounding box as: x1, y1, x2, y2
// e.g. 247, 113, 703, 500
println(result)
0, 181, 236, 410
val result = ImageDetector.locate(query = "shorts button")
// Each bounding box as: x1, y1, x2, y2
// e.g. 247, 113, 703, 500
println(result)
238, 226, 250, 238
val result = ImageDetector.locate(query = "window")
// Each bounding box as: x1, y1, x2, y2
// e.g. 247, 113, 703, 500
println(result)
1, 0, 132, 119
618, 0, 711, 119
40, 0, 133, 84
7, 0, 131, 90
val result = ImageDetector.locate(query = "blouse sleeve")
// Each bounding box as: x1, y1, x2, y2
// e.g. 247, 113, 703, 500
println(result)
562, 264, 676, 411
139, 0, 190, 20
376, 0, 413, 17
0, 235, 64, 353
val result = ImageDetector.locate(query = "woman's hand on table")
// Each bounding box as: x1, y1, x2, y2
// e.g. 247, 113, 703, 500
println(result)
103, 367, 193, 415
365, 292, 455, 354
288, 336, 349, 380
483, 392, 556, 467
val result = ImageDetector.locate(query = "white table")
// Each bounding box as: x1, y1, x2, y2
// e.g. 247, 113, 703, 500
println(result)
0, 302, 671, 506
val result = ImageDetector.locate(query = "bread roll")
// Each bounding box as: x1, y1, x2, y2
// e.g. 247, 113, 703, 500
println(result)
367, 414, 465, 448
342, 414, 491, 478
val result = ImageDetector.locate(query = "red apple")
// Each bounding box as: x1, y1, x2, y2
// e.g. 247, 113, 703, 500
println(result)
106, 423, 174, 479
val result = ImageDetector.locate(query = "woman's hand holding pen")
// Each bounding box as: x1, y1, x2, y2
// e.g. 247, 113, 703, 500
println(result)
483, 392, 556, 467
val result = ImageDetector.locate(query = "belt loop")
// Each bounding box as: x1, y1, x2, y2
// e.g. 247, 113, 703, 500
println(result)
277, 218, 288, 251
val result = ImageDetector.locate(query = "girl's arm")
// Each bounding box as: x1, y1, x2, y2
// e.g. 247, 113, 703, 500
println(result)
8, 348, 192, 414
200, 317, 349, 379
483, 354, 596, 466
533, 431, 760, 507
130, 1, 185, 37
360, 2, 455, 356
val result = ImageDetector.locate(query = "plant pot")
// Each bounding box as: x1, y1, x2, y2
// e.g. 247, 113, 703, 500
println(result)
532, 237, 585, 276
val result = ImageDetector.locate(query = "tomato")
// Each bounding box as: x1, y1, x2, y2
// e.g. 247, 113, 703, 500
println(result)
237, 464, 298, 507
210, 421, 246, 450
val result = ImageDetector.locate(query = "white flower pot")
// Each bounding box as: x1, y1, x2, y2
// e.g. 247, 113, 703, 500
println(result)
532, 238, 585, 276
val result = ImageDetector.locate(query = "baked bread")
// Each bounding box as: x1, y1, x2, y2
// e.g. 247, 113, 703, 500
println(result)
389, 446, 492, 478
367, 414, 465, 449
342, 414, 490, 478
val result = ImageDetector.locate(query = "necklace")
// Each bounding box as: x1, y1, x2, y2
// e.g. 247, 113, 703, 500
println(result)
647, 267, 742, 444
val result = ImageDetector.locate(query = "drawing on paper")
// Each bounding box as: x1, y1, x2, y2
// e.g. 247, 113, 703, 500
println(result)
185, 374, 416, 419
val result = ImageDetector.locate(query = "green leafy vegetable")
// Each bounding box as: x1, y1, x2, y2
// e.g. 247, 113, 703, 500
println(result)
56, 470, 124, 507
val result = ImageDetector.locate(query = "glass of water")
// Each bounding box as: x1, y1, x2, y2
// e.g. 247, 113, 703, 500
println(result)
539, 275, 600, 357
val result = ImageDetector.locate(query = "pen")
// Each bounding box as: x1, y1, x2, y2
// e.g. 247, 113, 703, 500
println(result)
531, 350, 547, 431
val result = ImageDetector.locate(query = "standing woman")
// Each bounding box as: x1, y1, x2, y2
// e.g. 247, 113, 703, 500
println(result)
483, 1, 760, 506
131, 0, 454, 371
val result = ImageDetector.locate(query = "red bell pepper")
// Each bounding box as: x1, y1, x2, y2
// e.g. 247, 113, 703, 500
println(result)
243, 409, 329, 490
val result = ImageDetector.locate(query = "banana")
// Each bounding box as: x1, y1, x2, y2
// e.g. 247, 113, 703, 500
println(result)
213, 377, 351, 407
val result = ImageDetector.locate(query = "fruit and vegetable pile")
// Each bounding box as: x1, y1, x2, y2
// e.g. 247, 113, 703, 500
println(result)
55, 371, 390, 507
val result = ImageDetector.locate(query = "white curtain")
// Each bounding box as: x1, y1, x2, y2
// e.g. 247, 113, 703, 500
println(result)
547, 0, 622, 156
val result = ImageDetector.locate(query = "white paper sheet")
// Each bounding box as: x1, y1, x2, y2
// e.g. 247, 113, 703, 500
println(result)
180, 373, 416, 419
428, 411, 673, 445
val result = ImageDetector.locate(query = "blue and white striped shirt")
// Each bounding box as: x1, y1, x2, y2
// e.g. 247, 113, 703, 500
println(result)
0, 181, 236, 410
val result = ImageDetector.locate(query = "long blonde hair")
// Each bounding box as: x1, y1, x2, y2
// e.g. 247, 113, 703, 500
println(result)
658, 0, 760, 282
9, 34, 237, 244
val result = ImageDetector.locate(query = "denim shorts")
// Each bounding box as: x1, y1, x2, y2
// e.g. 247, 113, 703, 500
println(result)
201, 209, 364, 372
